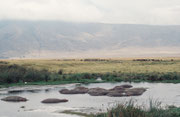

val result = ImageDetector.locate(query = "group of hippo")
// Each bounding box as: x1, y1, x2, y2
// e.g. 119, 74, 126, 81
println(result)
60, 84, 146, 97
1, 84, 147, 104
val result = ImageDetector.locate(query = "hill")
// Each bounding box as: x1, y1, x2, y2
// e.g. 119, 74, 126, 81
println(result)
0, 21, 180, 58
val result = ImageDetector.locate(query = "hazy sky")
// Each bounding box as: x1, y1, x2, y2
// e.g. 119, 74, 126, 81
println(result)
0, 0, 180, 25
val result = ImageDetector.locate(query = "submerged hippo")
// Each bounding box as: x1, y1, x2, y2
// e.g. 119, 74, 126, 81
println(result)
1, 96, 28, 102
87, 88, 109, 96
41, 98, 68, 103
125, 88, 147, 96
60, 87, 89, 94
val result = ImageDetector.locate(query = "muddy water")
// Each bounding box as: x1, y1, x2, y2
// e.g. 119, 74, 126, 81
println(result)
0, 82, 180, 117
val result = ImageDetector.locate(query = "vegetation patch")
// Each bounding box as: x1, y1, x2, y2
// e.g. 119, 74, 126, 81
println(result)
95, 100, 180, 117
0, 58, 180, 86
61, 100, 180, 117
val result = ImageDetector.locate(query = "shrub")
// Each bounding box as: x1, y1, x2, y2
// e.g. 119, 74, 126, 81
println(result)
58, 69, 63, 75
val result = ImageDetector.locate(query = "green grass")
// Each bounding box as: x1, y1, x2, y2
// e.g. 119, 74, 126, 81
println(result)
0, 58, 180, 86
95, 100, 180, 117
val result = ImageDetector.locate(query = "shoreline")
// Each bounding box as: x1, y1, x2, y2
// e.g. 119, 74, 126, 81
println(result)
1, 79, 180, 88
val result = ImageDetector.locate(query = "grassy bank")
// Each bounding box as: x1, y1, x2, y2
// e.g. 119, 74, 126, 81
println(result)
2, 58, 180, 74
95, 101, 180, 117
0, 58, 180, 87
61, 100, 180, 117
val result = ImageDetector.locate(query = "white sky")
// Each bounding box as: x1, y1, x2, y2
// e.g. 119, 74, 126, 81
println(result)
0, 0, 180, 25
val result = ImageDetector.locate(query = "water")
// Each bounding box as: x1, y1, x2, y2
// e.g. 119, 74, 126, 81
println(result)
0, 82, 180, 117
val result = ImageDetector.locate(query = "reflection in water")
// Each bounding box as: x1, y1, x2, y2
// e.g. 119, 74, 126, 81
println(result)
0, 82, 180, 117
